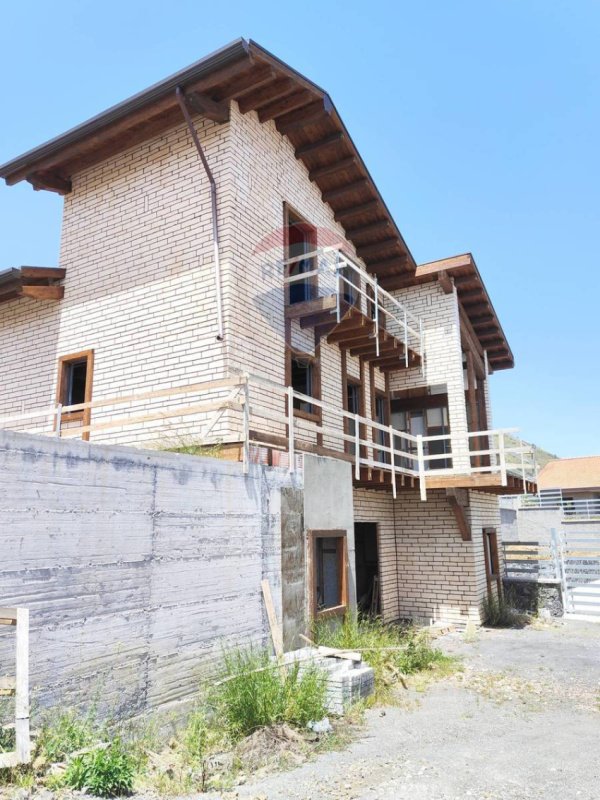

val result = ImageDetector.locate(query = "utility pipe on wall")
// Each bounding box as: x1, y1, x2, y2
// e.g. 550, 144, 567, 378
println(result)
175, 86, 224, 341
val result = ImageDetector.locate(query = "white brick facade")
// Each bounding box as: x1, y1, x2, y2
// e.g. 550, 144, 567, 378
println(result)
0, 96, 504, 625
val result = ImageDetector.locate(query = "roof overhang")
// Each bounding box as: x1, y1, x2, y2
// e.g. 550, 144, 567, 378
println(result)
0, 267, 65, 305
0, 38, 416, 279
379, 252, 514, 371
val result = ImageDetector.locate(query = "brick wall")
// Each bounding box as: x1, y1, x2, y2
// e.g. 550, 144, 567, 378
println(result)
353, 486, 502, 626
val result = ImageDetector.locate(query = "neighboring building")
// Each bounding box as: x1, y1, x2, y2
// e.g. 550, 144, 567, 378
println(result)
538, 457, 600, 501
0, 38, 536, 629
537, 456, 600, 518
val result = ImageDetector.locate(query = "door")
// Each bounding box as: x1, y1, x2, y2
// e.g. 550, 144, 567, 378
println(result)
354, 522, 379, 614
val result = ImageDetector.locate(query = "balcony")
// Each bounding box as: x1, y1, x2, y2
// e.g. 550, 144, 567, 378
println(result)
283, 247, 423, 372
0, 374, 537, 499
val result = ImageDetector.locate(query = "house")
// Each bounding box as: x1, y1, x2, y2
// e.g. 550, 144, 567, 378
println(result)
537, 457, 600, 519
0, 38, 536, 630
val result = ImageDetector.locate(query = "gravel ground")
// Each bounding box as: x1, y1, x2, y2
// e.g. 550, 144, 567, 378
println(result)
203, 619, 600, 800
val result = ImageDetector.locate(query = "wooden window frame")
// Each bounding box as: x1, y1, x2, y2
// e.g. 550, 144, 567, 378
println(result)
308, 529, 348, 619
344, 376, 362, 455
287, 347, 321, 423
482, 527, 502, 597
55, 350, 94, 441
283, 203, 318, 305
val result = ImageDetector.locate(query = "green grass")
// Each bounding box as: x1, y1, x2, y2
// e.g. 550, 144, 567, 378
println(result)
36, 708, 99, 762
313, 615, 456, 701
212, 648, 328, 740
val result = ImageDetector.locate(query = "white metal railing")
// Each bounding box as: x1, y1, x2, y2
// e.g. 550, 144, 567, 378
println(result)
517, 490, 600, 521
283, 246, 424, 372
0, 374, 534, 501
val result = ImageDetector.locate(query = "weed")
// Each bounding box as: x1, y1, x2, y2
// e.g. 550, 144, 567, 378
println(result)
481, 592, 528, 628
0, 726, 15, 753
156, 434, 223, 458
62, 739, 136, 797
213, 648, 327, 739
313, 615, 456, 702
36, 708, 98, 762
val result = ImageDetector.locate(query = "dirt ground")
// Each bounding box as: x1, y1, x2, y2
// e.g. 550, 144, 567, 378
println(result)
202, 619, 600, 800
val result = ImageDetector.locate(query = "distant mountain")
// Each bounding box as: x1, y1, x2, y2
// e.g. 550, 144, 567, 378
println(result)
505, 434, 558, 470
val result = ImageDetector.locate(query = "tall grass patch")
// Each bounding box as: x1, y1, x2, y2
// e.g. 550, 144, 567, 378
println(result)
213, 648, 327, 739
313, 615, 455, 701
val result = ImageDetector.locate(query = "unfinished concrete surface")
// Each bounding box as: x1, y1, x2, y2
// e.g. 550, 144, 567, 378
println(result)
214, 620, 600, 800
0, 430, 354, 717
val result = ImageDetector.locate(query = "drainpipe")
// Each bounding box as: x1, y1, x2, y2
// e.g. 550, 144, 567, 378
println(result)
176, 86, 224, 341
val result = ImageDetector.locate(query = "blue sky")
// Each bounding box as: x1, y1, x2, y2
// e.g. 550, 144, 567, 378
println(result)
1, 1, 598, 457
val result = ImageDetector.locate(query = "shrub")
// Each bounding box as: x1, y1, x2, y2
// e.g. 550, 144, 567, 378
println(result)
62, 738, 136, 797
313, 615, 455, 700
481, 592, 527, 628
213, 648, 327, 739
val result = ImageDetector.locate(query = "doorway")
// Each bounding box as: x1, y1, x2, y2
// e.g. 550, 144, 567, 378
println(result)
354, 522, 380, 614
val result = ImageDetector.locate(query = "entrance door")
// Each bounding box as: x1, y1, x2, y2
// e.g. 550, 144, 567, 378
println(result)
354, 523, 379, 614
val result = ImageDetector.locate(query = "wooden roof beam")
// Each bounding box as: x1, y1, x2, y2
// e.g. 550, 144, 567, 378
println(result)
437, 270, 454, 294
27, 172, 72, 195
309, 156, 357, 182
258, 89, 317, 122
322, 179, 369, 203
276, 97, 333, 135
21, 285, 64, 301
295, 131, 344, 158
217, 65, 277, 103
345, 219, 391, 239
185, 91, 230, 123
357, 239, 402, 260
368, 255, 409, 275
334, 199, 379, 223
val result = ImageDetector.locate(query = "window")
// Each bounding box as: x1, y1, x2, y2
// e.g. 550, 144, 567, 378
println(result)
391, 393, 452, 470
346, 381, 361, 454
285, 207, 317, 305
483, 527, 501, 597
310, 530, 348, 617
374, 393, 388, 463
56, 350, 94, 440
290, 353, 318, 417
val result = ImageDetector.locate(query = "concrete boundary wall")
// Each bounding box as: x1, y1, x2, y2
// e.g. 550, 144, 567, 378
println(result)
0, 430, 302, 718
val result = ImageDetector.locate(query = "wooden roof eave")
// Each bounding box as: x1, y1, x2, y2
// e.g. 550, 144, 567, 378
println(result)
0, 39, 417, 280
0, 267, 66, 306
379, 252, 514, 371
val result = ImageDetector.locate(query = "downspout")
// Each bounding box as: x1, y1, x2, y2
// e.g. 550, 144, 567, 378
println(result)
175, 86, 225, 341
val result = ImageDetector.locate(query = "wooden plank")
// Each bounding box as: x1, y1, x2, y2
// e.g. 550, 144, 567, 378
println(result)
0, 608, 17, 624
21, 285, 64, 300
334, 199, 379, 222
60, 399, 243, 437
261, 580, 284, 661
447, 495, 471, 541
20, 267, 66, 280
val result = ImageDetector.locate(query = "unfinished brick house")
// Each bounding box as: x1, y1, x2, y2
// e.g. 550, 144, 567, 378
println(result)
0, 39, 536, 630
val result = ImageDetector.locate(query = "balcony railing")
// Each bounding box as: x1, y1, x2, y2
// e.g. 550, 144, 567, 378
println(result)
283, 246, 424, 371
0, 373, 536, 501
517, 490, 600, 521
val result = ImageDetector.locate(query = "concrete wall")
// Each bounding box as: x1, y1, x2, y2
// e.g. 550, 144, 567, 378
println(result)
0, 429, 303, 717
0, 430, 359, 716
